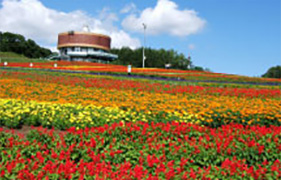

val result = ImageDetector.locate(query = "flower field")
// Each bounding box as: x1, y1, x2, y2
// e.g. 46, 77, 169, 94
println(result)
0, 67, 280, 179
1, 123, 281, 179
2, 61, 281, 84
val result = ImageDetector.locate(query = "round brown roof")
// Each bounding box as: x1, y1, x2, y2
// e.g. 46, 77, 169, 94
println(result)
57, 31, 111, 51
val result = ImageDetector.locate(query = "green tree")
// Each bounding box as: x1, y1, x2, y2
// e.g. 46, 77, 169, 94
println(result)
0, 31, 51, 58
110, 47, 196, 70
262, 66, 281, 79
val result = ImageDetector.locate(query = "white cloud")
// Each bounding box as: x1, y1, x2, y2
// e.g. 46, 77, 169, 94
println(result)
0, 0, 140, 49
120, 3, 137, 14
122, 0, 206, 36
111, 30, 140, 49
188, 44, 195, 50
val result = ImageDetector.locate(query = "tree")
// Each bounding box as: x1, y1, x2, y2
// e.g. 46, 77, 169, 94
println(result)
110, 47, 197, 70
262, 66, 281, 79
0, 31, 52, 58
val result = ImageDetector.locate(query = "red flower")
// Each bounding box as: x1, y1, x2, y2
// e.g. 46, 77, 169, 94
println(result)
0, 170, 5, 177
36, 152, 44, 163
227, 148, 232, 155
258, 145, 265, 154
189, 168, 196, 179
133, 165, 145, 179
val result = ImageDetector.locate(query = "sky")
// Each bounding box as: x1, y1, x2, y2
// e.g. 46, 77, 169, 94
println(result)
0, 0, 280, 76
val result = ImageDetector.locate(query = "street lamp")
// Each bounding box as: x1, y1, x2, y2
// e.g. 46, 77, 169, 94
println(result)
142, 23, 147, 68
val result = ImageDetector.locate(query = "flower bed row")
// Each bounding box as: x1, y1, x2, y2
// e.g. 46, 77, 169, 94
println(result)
0, 78, 280, 115
0, 77, 280, 129
2, 61, 281, 84
0, 99, 280, 130
0, 123, 280, 179
1, 71, 280, 98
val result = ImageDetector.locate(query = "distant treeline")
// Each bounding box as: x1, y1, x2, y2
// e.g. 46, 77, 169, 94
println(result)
0, 31, 52, 58
262, 66, 281, 79
110, 47, 207, 71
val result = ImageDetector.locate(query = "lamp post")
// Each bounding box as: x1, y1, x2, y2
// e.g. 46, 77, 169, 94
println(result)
142, 23, 147, 68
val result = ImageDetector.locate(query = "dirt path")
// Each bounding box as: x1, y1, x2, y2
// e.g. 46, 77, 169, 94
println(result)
1, 125, 64, 139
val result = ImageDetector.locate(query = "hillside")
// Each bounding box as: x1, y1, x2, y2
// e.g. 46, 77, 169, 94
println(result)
0, 62, 280, 179
0, 52, 47, 63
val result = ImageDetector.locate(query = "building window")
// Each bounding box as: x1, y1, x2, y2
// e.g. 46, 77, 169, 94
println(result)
75, 47, 81, 52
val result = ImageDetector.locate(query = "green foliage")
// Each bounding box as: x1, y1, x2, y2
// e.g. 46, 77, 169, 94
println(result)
262, 65, 281, 79
0, 31, 52, 58
110, 47, 194, 70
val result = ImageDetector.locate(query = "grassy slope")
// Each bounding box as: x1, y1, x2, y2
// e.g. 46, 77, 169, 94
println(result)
0, 52, 47, 62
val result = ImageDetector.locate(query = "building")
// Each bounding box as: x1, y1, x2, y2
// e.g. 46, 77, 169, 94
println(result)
57, 30, 117, 62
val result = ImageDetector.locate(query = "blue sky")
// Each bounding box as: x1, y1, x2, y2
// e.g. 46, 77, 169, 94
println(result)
0, 0, 280, 76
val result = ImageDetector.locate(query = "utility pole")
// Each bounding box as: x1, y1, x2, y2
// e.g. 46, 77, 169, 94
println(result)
142, 23, 147, 68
